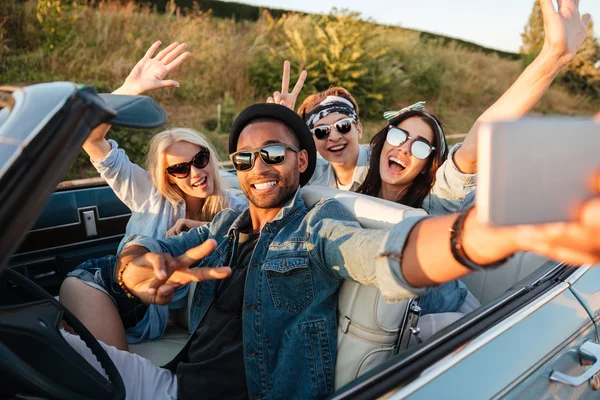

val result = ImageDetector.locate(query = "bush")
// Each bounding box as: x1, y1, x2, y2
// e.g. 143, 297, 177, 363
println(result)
248, 10, 407, 118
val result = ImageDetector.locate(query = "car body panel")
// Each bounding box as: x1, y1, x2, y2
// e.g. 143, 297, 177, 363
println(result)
0, 82, 76, 144
568, 266, 600, 328
31, 186, 131, 230
0, 142, 20, 178
501, 267, 600, 399
502, 323, 598, 399
388, 283, 593, 399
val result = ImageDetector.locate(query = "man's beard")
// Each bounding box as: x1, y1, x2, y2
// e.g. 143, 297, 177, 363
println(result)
241, 170, 299, 210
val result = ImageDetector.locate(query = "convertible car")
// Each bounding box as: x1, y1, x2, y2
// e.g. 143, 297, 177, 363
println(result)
1, 82, 600, 399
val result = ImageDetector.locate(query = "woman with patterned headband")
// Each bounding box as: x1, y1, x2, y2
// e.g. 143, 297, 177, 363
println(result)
299, 88, 369, 191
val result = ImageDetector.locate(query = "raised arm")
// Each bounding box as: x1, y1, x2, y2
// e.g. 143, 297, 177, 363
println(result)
454, 0, 591, 173
83, 41, 191, 161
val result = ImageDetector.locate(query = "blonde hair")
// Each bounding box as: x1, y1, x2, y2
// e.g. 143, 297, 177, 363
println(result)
297, 87, 360, 118
146, 128, 229, 221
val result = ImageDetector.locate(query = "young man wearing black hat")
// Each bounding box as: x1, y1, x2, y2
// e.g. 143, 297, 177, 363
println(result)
61, 103, 600, 400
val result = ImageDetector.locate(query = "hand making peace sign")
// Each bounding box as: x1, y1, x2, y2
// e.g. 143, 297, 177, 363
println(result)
266, 60, 308, 111
120, 239, 231, 305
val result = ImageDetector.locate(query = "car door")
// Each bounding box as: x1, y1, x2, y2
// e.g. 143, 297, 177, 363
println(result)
330, 262, 600, 399
0, 83, 166, 300
7, 181, 131, 296
495, 266, 600, 400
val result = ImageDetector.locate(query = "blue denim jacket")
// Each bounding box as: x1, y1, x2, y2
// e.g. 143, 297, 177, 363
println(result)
126, 189, 429, 399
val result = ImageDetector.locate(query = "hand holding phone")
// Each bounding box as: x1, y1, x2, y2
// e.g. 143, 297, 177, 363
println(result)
476, 117, 600, 226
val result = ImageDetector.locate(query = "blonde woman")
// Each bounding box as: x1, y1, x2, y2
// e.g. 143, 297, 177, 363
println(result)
59, 42, 246, 350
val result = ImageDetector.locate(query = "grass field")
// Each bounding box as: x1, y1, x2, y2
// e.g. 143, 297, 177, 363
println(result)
1, 0, 598, 180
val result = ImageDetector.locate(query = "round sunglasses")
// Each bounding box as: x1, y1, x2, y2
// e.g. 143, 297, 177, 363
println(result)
310, 118, 355, 140
165, 148, 210, 178
386, 126, 435, 160
229, 143, 300, 171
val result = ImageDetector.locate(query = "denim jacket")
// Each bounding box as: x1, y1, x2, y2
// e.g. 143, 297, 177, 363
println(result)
423, 143, 477, 216
126, 189, 429, 399
307, 143, 476, 315
308, 145, 371, 191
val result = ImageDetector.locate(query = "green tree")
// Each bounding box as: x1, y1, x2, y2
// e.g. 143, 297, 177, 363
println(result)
248, 10, 406, 118
35, 0, 82, 50
562, 19, 600, 97
521, 1, 544, 55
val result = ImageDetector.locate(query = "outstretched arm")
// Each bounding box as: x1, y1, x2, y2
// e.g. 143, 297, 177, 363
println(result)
454, 0, 591, 173
83, 41, 191, 161
316, 172, 600, 301
403, 174, 600, 287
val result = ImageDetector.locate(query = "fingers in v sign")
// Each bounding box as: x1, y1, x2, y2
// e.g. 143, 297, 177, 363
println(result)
146, 239, 231, 302
268, 60, 307, 110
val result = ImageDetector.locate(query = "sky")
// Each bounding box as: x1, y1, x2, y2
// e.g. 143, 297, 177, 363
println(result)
223, 0, 600, 53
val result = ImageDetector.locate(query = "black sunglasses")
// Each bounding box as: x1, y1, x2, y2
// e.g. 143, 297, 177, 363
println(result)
229, 143, 300, 172
165, 148, 211, 178
386, 126, 435, 160
310, 118, 355, 140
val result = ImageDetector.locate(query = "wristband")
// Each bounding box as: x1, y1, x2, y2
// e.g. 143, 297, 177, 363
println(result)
117, 263, 136, 299
450, 206, 509, 271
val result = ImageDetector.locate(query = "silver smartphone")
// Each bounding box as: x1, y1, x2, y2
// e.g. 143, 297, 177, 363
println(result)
476, 117, 600, 226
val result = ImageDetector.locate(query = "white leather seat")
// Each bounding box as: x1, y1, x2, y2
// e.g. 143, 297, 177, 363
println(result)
129, 322, 188, 366
301, 186, 428, 389
460, 252, 550, 305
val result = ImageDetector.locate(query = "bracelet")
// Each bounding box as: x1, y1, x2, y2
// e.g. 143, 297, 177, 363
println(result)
117, 262, 136, 299
449, 205, 509, 271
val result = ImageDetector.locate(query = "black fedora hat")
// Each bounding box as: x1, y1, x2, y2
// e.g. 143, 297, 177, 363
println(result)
229, 103, 316, 186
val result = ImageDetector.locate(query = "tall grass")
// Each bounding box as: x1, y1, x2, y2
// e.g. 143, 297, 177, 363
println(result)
1, 0, 597, 180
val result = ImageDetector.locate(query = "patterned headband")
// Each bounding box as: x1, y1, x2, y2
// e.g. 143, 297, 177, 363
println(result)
304, 96, 359, 130
384, 101, 447, 156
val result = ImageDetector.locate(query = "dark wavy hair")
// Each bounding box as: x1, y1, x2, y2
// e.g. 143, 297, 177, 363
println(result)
356, 110, 449, 208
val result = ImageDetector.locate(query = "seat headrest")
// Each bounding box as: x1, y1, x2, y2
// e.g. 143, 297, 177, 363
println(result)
301, 185, 427, 229
220, 169, 241, 191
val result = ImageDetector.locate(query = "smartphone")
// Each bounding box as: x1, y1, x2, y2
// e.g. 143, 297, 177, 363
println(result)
476, 117, 600, 226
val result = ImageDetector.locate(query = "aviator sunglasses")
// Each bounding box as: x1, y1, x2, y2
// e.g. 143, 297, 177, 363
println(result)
310, 118, 355, 140
386, 126, 435, 160
229, 143, 300, 171
165, 148, 211, 178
